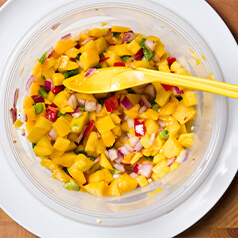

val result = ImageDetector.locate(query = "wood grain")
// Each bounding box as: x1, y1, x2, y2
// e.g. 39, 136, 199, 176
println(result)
0, 0, 237, 237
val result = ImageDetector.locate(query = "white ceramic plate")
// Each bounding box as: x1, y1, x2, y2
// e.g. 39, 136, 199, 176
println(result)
0, 0, 237, 237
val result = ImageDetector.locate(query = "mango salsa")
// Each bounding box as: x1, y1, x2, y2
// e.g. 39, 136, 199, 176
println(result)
18, 26, 198, 198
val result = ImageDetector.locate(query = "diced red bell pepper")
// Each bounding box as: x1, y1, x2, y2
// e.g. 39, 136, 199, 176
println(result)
52, 85, 65, 94
114, 62, 125, 67
45, 106, 58, 122
50, 103, 57, 107
31, 95, 44, 103
83, 120, 95, 138
161, 84, 173, 91
134, 48, 144, 60
99, 57, 110, 62
167, 57, 176, 67
104, 95, 119, 112
134, 119, 146, 137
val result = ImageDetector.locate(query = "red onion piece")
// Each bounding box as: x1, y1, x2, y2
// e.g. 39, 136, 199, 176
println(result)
172, 86, 184, 95
13, 88, 19, 109
77, 60, 83, 69
121, 161, 131, 166
127, 133, 132, 138
176, 150, 189, 163
150, 133, 156, 145
77, 98, 86, 106
144, 38, 156, 51
122, 30, 135, 43
144, 84, 156, 98
121, 96, 133, 110
48, 128, 58, 141
122, 135, 129, 143
81, 37, 95, 46
67, 94, 78, 110
134, 141, 143, 152
127, 119, 135, 129
133, 163, 141, 173
94, 156, 100, 163
153, 54, 160, 62
118, 146, 131, 156
96, 103, 102, 114
10, 108, 17, 124
138, 105, 147, 114
158, 120, 166, 128
104, 31, 112, 38
137, 83, 149, 90
114, 153, 123, 164
51, 22, 60, 31
61, 33, 72, 41
23, 113, 28, 122
124, 143, 134, 153
129, 136, 140, 148
85, 68, 99, 78
139, 162, 153, 178
26, 75, 36, 91
46, 46, 55, 59
85, 100, 96, 112
129, 172, 138, 179
167, 158, 176, 167
31, 95, 44, 103
114, 163, 125, 172
71, 108, 82, 118
44, 79, 54, 91
140, 95, 152, 108
108, 149, 118, 161
76, 131, 84, 144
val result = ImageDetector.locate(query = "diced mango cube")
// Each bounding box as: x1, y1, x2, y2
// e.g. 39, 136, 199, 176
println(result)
88, 169, 113, 183
84, 181, 106, 198
153, 153, 166, 164
54, 39, 77, 55
95, 37, 107, 54
51, 151, 76, 167
114, 44, 133, 56
140, 133, 153, 149
155, 87, 172, 106
152, 160, 170, 178
127, 40, 141, 55
145, 119, 159, 135
105, 179, 120, 197
136, 175, 149, 187
182, 90, 197, 107
111, 26, 131, 32
110, 113, 121, 124
68, 163, 86, 185
52, 167, 71, 183
178, 133, 194, 147
35, 116, 53, 131
130, 152, 143, 164
117, 173, 137, 195
99, 153, 113, 170
53, 90, 70, 108
53, 116, 71, 137
70, 112, 89, 133
170, 161, 180, 172
52, 73, 65, 86
89, 28, 107, 37
161, 137, 183, 158
33, 135, 54, 156
159, 102, 176, 115
53, 137, 70, 152
154, 44, 166, 58
95, 115, 115, 134
65, 47, 80, 58
159, 116, 180, 136
170, 61, 181, 71
40, 158, 57, 170
27, 127, 47, 143
96, 138, 106, 155
74, 153, 95, 172
14, 119, 23, 129
124, 104, 140, 119
85, 132, 98, 152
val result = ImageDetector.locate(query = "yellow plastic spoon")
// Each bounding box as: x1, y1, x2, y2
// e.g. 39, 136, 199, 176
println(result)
63, 67, 238, 99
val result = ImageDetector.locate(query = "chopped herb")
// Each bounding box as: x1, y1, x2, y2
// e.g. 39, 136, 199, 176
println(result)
62, 69, 79, 79
139, 38, 147, 48
63, 179, 81, 191
121, 55, 131, 62
62, 167, 70, 176
126, 88, 136, 94
38, 87, 48, 98
97, 98, 105, 106
145, 156, 153, 162
113, 32, 121, 39
34, 103, 44, 114
32, 143, 37, 148
41, 75, 46, 80
38, 52, 47, 64
78, 105, 85, 111
57, 111, 65, 117
149, 99, 157, 106
76, 53, 81, 61
99, 53, 105, 58
89, 156, 97, 161
110, 168, 121, 174
76, 150, 88, 156
95, 64, 102, 69
159, 130, 169, 139
139, 38, 155, 61
152, 104, 160, 112
143, 47, 155, 61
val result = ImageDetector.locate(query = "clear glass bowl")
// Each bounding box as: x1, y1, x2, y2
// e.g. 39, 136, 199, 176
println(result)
0, 0, 227, 227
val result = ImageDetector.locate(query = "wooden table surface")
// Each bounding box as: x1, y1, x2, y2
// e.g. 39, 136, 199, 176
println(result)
0, 0, 237, 237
